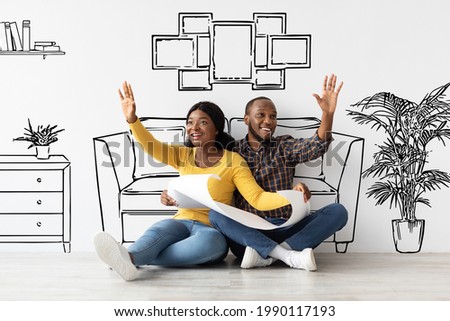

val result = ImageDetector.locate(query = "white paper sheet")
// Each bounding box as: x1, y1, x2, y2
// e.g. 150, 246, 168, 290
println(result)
167, 174, 310, 230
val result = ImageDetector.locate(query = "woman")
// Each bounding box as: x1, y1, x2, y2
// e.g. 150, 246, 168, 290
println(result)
94, 81, 290, 281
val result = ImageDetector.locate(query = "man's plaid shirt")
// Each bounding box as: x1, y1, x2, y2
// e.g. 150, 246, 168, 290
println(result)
233, 133, 331, 220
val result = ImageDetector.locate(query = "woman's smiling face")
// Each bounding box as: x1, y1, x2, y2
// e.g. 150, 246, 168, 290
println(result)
186, 109, 218, 148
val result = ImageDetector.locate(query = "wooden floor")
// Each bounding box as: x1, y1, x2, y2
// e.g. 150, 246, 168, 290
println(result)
1, 252, 450, 301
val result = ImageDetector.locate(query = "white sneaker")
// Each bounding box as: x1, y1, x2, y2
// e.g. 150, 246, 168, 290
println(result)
94, 232, 138, 281
285, 248, 317, 271
240, 247, 274, 269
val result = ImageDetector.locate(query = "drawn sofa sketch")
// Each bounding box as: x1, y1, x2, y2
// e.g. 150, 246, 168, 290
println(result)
0, 20, 65, 59
93, 117, 364, 253
152, 12, 311, 90
347, 82, 450, 253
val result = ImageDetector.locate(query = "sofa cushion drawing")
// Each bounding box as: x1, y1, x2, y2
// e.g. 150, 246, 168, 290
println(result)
93, 116, 364, 253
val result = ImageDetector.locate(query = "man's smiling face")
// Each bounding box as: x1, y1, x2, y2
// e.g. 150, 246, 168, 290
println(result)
244, 98, 278, 143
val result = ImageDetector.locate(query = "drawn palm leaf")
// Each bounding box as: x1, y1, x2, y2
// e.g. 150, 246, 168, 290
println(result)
366, 181, 401, 208
417, 170, 450, 192
347, 82, 450, 221
349, 92, 413, 133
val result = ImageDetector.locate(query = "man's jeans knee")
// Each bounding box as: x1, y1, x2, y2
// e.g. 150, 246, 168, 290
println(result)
327, 203, 348, 231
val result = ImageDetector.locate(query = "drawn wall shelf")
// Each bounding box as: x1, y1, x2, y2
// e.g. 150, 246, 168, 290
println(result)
0, 20, 65, 60
0, 50, 65, 60
0, 155, 71, 253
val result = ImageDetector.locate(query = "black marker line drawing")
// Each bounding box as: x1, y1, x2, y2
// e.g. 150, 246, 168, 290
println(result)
13, 118, 65, 159
93, 117, 364, 253
93, 118, 185, 244
347, 82, 450, 253
0, 155, 71, 253
152, 13, 311, 91
0, 121, 70, 253
0, 20, 65, 59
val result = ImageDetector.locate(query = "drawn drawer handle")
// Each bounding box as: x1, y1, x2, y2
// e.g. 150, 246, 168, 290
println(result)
37, 200, 42, 205
36, 222, 42, 227
37, 178, 42, 183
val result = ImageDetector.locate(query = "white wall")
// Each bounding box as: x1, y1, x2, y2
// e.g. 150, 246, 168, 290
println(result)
1, 0, 450, 252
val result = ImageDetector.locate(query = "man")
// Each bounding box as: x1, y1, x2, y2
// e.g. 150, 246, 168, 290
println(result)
161, 74, 348, 271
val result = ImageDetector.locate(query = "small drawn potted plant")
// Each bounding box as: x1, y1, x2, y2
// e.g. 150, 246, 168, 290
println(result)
13, 118, 65, 159
347, 82, 450, 253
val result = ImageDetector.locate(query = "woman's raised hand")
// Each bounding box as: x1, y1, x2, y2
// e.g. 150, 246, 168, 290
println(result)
118, 81, 138, 123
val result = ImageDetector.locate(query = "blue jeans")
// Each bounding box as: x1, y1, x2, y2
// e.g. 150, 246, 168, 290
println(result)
209, 203, 348, 259
128, 219, 228, 267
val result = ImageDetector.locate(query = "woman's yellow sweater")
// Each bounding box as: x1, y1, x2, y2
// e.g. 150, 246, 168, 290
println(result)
129, 119, 289, 225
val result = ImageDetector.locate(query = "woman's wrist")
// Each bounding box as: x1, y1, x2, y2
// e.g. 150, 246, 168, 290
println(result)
126, 115, 138, 124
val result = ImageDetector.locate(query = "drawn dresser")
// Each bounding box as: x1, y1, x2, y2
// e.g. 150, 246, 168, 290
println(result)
0, 155, 71, 252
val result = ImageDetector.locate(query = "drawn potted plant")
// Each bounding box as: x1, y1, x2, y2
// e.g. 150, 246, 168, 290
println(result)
13, 118, 65, 159
347, 82, 450, 253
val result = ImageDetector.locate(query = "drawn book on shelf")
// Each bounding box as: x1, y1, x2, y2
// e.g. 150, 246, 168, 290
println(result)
34, 41, 60, 52
2, 22, 13, 51
22, 20, 30, 51
0, 20, 64, 56
0, 22, 9, 50
34, 45, 60, 51
9, 22, 23, 51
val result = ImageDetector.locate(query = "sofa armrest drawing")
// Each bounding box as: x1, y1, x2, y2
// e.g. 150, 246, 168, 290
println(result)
93, 118, 186, 242
93, 131, 135, 240
294, 132, 364, 253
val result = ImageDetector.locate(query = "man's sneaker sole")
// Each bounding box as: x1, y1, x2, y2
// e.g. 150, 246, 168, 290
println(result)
286, 248, 317, 271
302, 248, 317, 271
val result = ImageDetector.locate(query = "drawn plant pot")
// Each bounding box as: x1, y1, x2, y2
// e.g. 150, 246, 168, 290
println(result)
392, 219, 425, 253
35, 145, 50, 159
348, 82, 450, 254
13, 119, 64, 159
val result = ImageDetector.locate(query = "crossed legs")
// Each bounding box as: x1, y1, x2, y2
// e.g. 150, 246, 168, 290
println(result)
209, 203, 348, 269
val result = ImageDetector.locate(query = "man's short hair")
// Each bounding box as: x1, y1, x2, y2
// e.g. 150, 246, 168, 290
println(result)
245, 96, 272, 115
